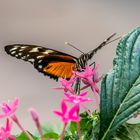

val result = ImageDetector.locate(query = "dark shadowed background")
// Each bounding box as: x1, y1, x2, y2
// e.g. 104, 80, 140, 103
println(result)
0, 0, 140, 133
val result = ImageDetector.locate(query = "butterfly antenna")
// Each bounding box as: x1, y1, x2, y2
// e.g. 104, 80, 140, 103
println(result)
89, 61, 95, 67
88, 33, 122, 59
106, 35, 123, 45
65, 42, 84, 54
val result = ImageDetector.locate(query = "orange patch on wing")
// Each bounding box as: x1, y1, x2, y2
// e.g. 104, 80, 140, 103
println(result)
43, 62, 76, 79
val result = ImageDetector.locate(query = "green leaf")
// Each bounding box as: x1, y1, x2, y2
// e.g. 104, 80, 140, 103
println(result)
112, 123, 140, 140
16, 132, 38, 140
99, 27, 140, 140
80, 112, 100, 140
69, 121, 77, 135
64, 112, 99, 140
44, 132, 59, 139
16, 133, 29, 140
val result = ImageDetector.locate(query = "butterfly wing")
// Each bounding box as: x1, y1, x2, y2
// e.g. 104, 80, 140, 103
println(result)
34, 54, 77, 80
5, 44, 78, 80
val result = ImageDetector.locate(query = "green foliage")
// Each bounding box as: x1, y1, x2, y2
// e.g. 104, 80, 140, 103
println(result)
63, 111, 100, 140
16, 131, 59, 140
16, 132, 30, 140
43, 132, 59, 139
16, 132, 38, 140
99, 27, 140, 140
80, 112, 100, 140
38, 125, 60, 139
112, 123, 140, 140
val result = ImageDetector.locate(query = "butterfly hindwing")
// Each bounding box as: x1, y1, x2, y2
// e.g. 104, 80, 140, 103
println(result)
5, 44, 77, 80
34, 55, 77, 79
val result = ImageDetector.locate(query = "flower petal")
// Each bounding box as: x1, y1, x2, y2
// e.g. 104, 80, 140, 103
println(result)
79, 92, 88, 97
70, 116, 80, 122
61, 101, 67, 114
53, 111, 63, 117
0, 97, 19, 118
68, 105, 79, 118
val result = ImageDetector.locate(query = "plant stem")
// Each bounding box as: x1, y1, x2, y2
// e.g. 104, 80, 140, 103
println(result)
60, 123, 67, 140
77, 121, 81, 139
35, 119, 45, 140
77, 110, 81, 139
9, 135, 16, 140
11, 115, 34, 140
91, 87, 99, 111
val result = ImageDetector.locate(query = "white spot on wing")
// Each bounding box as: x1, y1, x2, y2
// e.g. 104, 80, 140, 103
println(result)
18, 53, 22, 56
38, 60, 43, 63
10, 47, 17, 51
11, 51, 16, 54
42, 50, 54, 54
20, 46, 27, 49
38, 65, 42, 69
28, 59, 35, 63
37, 55, 44, 59
21, 56, 26, 59
29, 48, 39, 52
19, 49, 24, 52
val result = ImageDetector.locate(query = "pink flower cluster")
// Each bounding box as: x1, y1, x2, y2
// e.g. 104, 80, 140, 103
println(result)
0, 119, 12, 140
0, 64, 101, 140
0, 97, 18, 140
54, 64, 101, 124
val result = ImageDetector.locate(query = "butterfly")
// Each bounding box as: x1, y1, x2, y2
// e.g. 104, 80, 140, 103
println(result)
4, 33, 117, 80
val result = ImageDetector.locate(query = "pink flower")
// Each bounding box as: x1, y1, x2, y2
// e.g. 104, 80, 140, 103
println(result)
0, 119, 12, 140
0, 97, 19, 118
75, 65, 101, 94
54, 76, 76, 94
29, 108, 44, 140
64, 92, 93, 105
74, 65, 101, 110
54, 100, 80, 124
29, 108, 39, 122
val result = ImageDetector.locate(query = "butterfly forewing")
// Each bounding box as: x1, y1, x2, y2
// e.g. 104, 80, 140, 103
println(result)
5, 44, 55, 64
5, 44, 78, 80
